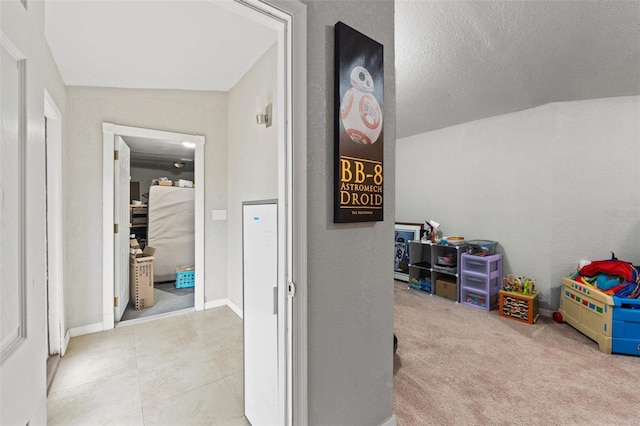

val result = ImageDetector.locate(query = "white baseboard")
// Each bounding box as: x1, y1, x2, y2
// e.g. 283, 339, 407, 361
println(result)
204, 298, 227, 310
69, 322, 104, 338
71, 300, 243, 339
204, 298, 243, 319
61, 330, 71, 356
226, 299, 243, 319
379, 415, 397, 426
539, 308, 553, 318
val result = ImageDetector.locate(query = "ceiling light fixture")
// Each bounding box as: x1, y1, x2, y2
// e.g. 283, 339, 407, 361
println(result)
173, 162, 185, 169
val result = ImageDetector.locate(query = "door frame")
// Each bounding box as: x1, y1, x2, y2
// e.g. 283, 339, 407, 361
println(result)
100, 0, 308, 423
44, 90, 68, 356
226, 1, 308, 424
102, 124, 205, 327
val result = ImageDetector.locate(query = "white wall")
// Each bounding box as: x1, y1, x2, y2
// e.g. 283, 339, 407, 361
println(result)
130, 166, 194, 203
227, 43, 278, 310
64, 87, 227, 329
302, 1, 396, 424
396, 96, 640, 313
45, 42, 68, 116
549, 96, 640, 304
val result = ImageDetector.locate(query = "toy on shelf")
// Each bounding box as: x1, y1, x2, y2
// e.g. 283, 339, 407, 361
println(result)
424, 219, 440, 244
409, 277, 432, 293
502, 274, 536, 295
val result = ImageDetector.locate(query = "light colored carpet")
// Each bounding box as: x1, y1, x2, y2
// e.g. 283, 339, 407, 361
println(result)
121, 283, 194, 321
393, 280, 640, 425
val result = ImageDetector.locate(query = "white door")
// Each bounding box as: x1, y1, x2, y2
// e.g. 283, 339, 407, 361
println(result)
114, 136, 131, 321
243, 202, 280, 425
1, 1, 48, 424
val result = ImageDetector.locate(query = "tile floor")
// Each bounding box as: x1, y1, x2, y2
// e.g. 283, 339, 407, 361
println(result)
47, 306, 248, 426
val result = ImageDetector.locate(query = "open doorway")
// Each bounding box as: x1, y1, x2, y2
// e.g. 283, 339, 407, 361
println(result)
102, 124, 206, 327
120, 136, 195, 322
120, 134, 198, 322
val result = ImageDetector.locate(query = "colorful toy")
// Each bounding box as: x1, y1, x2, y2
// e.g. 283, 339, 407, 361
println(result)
501, 274, 536, 295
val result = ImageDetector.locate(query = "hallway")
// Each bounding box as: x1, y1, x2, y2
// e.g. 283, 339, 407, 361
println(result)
47, 306, 246, 425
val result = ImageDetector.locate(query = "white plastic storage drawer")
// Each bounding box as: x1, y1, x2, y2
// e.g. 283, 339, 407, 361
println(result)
461, 253, 501, 276
461, 273, 487, 291
461, 288, 490, 310
461, 274, 501, 297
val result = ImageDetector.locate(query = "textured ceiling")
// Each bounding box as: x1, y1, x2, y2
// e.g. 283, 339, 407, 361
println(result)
396, 0, 640, 138
45, 1, 640, 140
45, 1, 277, 91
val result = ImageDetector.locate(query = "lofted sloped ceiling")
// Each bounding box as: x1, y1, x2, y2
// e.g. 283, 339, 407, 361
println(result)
44, 0, 277, 91
396, 0, 640, 138
45, 0, 277, 165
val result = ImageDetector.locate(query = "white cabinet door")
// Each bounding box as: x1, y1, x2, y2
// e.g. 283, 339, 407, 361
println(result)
243, 202, 279, 425
1, 1, 48, 424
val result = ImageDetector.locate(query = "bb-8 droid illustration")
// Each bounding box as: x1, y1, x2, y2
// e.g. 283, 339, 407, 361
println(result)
340, 65, 382, 145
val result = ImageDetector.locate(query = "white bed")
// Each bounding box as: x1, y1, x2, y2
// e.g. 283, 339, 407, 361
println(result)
147, 185, 195, 282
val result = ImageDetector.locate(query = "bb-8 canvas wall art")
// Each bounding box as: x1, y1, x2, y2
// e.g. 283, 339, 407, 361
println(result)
334, 21, 384, 223
340, 65, 382, 145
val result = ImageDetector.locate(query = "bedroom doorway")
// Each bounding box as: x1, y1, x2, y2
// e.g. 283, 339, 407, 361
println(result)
102, 124, 205, 327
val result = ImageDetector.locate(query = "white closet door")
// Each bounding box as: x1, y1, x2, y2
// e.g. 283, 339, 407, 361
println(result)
243, 202, 279, 425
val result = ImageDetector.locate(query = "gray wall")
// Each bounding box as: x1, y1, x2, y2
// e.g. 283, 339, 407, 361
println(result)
63, 87, 228, 328
396, 96, 640, 313
302, 2, 396, 425
227, 43, 278, 310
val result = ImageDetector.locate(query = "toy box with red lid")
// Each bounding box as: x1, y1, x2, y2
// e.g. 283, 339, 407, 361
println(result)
553, 255, 640, 356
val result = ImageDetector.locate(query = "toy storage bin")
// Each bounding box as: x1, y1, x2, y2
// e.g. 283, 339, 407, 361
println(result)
466, 240, 498, 256
555, 278, 640, 356
175, 265, 195, 288
556, 278, 613, 353
611, 298, 640, 356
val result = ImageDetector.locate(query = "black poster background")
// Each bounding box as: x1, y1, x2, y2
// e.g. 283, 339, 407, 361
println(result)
334, 22, 384, 223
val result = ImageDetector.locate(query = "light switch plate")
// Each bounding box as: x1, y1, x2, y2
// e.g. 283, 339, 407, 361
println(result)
212, 210, 227, 220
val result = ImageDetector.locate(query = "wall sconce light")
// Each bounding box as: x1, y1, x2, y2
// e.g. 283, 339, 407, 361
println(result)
256, 103, 272, 127
256, 96, 273, 127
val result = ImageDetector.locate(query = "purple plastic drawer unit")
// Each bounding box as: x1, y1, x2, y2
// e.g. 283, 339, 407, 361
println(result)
460, 253, 502, 311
